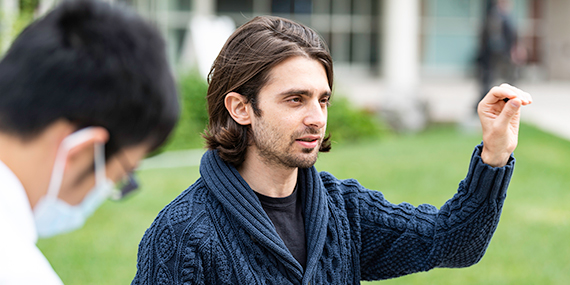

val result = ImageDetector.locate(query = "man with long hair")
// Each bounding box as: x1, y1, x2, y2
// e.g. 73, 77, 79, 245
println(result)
133, 16, 531, 284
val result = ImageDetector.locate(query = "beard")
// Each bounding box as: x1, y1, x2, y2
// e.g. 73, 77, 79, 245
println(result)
251, 118, 323, 169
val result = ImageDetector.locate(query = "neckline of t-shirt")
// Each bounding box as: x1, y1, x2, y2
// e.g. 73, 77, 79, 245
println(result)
254, 185, 299, 207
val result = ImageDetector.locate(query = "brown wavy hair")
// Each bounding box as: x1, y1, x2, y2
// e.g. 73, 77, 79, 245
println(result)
203, 16, 333, 167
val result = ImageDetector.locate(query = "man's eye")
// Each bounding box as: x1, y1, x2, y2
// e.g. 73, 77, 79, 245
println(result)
320, 97, 330, 105
290, 97, 301, 103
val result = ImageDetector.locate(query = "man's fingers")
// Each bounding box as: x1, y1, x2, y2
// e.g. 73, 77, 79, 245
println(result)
481, 84, 533, 106
496, 97, 522, 128
499, 83, 533, 105
484, 85, 516, 104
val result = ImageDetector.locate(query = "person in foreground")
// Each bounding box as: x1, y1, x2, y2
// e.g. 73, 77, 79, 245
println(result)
0, 0, 178, 284
132, 16, 532, 284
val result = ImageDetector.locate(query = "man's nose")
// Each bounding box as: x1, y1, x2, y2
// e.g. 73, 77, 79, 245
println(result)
303, 100, 327, 129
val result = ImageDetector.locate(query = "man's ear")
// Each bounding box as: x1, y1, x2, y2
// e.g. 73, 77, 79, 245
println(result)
225, 92, 252, 126
66, 127, 109, 159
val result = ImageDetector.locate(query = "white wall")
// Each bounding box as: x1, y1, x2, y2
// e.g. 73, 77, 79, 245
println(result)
544, 0, 570, 79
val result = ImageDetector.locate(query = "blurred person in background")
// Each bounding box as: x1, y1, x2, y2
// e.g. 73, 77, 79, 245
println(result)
476, 0, 527, 113
0, 0, 179, 284
133, 16, 532, 284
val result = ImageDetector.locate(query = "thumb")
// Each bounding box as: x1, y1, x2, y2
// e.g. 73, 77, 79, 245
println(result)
496, 98, 522, 128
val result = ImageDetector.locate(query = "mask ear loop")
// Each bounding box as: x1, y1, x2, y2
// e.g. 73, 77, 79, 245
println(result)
44, 127, 97, 199
94, 142, 106, 187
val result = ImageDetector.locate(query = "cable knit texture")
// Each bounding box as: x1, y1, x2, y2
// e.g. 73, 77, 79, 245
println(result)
132, 144, 514, 284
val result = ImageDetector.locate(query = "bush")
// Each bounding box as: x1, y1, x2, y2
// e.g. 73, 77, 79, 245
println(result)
163, 72, 209, 151
0, 1, 38, 54
163, 73, 386, 151
326, 96, 386, 144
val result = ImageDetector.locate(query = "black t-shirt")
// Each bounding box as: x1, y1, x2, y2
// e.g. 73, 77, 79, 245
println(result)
255, 186, 307, 269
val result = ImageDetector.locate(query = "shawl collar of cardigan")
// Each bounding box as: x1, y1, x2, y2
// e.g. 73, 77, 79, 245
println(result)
199, 150, 329, 282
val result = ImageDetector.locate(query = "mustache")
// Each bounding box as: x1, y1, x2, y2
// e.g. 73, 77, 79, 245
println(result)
290, 127, 323, 142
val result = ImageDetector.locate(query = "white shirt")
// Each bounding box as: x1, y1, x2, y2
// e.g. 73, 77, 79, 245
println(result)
0, 160, 63, 285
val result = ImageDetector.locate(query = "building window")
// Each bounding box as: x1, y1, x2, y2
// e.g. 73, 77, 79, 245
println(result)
214, 0, 380, 69
217, 0, 254, 13
272, 0, 312, 14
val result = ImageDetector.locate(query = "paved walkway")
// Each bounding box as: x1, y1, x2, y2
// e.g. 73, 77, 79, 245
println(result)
517, 81, 570, 140
138, 148, 205, 170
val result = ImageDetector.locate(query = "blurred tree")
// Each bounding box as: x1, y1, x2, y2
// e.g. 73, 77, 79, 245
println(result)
163, 71, 209, 151
1, 0, 39, 54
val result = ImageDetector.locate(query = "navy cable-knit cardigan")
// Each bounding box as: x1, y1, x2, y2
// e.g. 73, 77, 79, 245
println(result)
132, 144, 514, 284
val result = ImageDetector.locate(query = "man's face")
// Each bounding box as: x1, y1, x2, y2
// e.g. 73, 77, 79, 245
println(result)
249, 56, 331, 169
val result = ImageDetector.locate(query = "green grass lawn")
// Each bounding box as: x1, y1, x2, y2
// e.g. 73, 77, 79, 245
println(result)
37, 123, 570, 284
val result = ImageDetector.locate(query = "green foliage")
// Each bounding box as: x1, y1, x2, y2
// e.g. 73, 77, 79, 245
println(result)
0, 0, 38, 54
163, 72, 209, 151
11, 11, 33, 38
327, 96, 386, 143
20, 0, 40, 13
163, 73, 387, 151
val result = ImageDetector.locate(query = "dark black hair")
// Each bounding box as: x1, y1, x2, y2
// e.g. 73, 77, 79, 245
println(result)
0, 0, 179, 158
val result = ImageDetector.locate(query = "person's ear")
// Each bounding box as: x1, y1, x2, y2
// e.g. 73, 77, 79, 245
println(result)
225, 92, 252, 126
66, 127, 109, 160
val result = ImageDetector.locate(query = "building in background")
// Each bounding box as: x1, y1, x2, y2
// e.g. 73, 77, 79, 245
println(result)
130, 0, 558, 78
135, 0, 570, 129
1, 0, 568, 129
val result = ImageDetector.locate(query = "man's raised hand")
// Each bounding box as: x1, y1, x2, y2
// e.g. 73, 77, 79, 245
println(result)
478, 83, 533, 167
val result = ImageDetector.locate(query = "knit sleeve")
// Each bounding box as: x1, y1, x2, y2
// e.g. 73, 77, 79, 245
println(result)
131, 210, 173, 285
354, 143, 514, 280
131, 185, 210, 285
131, 222, 153, 285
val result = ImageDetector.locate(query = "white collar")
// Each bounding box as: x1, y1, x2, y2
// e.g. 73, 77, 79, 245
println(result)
0, 159, 38, 244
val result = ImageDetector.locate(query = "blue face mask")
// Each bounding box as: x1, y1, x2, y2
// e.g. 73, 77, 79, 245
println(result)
33, 128, 114, 238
